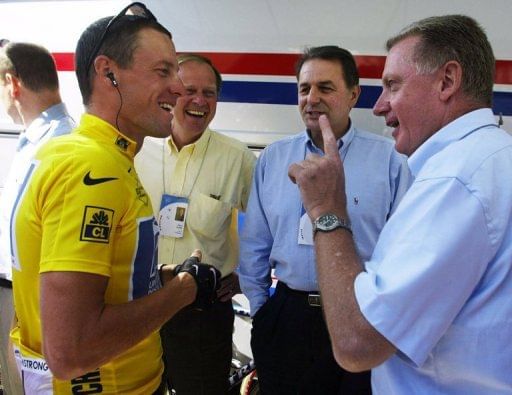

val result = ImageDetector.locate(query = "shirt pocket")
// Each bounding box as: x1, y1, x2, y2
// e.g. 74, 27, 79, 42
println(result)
187, 192, 233, 240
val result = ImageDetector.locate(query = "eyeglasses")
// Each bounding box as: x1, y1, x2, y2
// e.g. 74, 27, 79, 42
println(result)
85, 2, 157, 78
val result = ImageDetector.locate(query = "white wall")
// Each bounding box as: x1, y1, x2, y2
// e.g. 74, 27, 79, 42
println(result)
0, 0, 511, 189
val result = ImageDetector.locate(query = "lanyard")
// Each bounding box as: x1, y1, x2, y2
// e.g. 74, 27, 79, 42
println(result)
162, 133, 212, 197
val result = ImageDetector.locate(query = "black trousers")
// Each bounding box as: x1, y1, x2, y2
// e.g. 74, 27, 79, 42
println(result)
160, 299, 234, 395
251, 282, 371, 395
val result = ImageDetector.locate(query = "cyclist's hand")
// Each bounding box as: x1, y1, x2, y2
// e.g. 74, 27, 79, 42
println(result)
217, 272, 241, 302
174, 254, 221, 310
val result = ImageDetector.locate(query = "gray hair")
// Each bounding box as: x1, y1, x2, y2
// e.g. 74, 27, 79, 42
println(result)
386, 15, 495, 107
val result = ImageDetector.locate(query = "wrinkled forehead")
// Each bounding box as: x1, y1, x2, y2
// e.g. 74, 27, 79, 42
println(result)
382, 37, 420, 78
179, 61, 216, 80
386, 36, 420, 65
298, 58, 344, 83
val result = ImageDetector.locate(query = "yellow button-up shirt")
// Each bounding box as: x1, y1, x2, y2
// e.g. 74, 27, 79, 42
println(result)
135, 128, 255, 276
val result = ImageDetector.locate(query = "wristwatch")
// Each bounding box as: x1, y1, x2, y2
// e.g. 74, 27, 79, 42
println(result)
312, 213, 352, 236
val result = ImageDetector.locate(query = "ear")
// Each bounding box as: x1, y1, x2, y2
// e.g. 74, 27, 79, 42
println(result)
439, 60, 462, 102
4, 72, 21, 98
92, 55, 119, 85
348, 85, 361, 109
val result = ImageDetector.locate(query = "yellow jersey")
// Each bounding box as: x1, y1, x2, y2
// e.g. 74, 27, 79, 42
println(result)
11, 114, 163, 394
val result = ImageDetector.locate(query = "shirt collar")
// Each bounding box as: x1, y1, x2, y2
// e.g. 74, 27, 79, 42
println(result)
79, 113, 138, 158
408, 108, 498, 177
168, 127, 211, 155
24, 102, 69, 144
305, 119, 355, 156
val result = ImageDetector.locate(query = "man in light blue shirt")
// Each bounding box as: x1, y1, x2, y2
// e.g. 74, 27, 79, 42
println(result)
289, 15, 512, 394
0, 41, 75, 395
238, 46, 411, 394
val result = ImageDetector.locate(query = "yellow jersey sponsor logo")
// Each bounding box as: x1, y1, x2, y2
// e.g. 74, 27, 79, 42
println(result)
80, 206, 114, 243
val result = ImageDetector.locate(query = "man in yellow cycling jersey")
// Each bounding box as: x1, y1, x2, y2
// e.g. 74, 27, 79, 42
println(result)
10, 3, 220, 394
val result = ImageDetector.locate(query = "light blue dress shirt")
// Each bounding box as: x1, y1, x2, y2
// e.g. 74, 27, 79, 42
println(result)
0, 102, 75, 280
355, 109, 512, 394
239, 123, 411, 315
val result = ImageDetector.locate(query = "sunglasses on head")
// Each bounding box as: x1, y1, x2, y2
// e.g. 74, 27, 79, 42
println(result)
85, 2, 157, 78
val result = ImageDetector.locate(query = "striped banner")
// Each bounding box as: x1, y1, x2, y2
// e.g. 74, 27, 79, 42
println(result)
52, 52, 512, 115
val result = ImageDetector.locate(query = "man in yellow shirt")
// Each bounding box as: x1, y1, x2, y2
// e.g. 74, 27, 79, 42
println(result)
136, 54, 255, 394
10, 4, 220, 394
0, 40, 75, 395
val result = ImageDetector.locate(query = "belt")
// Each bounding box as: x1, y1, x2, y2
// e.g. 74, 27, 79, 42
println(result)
277, 281, 322, 307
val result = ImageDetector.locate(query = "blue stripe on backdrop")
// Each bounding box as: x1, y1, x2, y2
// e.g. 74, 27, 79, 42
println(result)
220, 81, 298, 105
220, 81, 512, 115
494, 92, 512, 116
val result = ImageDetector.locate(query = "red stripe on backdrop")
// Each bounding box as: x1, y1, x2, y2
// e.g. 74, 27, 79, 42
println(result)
53, 52, 75, 71
496, 60, 512, 86
52, 52, 512, 84
201, 52, 299, 76
199, 52, 387, 79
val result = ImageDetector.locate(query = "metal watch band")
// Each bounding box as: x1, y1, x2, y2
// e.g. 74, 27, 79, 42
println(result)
313, 213, 352, 237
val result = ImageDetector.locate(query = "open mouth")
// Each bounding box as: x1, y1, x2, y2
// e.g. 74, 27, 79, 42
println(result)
306, 111, 324, 118
185, 109, 207, 118
159, 102, 173, 112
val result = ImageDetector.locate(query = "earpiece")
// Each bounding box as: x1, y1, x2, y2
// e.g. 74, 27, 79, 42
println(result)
106, 72, 118, 87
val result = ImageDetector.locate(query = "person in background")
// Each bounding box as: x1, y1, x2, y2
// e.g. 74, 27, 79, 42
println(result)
289, 15, 512, 394
0, 40, 75, 395
136, 53, 255, 395
238, 45, 411, 394
9, 4, 220, 394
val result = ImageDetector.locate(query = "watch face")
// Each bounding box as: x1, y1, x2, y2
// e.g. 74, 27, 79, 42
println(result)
314, 213, 351, 235
320, 214, 338, 228
317, 213, 342, 231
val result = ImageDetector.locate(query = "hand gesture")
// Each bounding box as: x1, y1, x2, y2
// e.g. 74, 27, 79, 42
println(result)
288, 115, 348, 220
